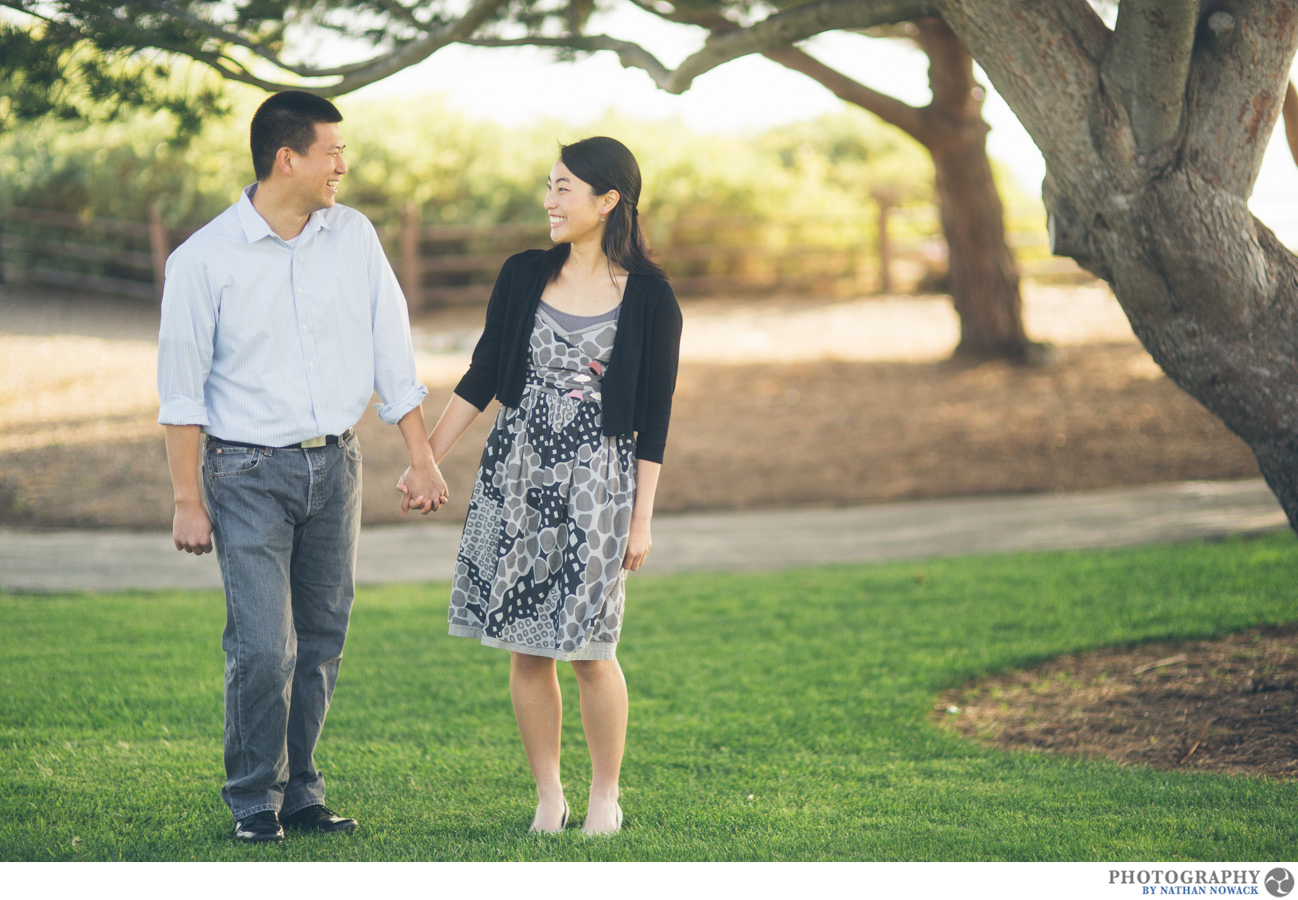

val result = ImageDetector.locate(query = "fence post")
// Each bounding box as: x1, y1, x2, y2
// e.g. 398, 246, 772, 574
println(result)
400, 201, 423, 309
148, 201, 168, 302
873, 189, 898, 294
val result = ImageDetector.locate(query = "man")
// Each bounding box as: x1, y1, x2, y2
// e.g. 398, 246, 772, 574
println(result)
157, 90, 447, 843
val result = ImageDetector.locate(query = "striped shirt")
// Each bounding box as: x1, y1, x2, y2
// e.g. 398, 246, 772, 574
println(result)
157, 184, 427, 445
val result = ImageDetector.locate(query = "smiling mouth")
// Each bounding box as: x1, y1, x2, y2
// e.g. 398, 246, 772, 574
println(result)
549, 216, 565, 227
327, 180, 339, 191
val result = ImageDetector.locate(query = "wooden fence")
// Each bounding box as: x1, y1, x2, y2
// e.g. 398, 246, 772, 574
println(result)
0, 205, 184, 300
0, 200, 1089, 307
389, 201, 1088, 308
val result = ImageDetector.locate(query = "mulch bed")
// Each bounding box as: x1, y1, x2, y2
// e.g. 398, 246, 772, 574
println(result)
936, 625, 1298, 780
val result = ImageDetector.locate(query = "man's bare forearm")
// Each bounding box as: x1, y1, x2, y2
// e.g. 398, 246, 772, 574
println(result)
398, 405, 437, 468
164, 424, 214, 554
164, 424, 204, 505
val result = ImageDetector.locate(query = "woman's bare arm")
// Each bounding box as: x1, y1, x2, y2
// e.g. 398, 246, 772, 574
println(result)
623, 459, 661, 571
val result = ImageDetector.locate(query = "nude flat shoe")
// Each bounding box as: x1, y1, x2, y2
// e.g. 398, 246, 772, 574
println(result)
528, 799, 569, 835
581, 802, 623, 836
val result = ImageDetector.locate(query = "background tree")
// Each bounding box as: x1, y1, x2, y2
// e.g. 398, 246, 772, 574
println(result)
609, 1, 1036, 359
766, 20, 1033, 360
8, 0, 1298, 530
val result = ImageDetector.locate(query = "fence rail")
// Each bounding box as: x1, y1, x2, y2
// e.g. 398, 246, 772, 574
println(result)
0, 205, 180, 300
0, 200, 1090, 307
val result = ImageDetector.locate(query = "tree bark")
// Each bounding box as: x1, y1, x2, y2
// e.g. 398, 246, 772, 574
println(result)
940, 0, 1298, 530
1284, 80, 1298, 167
916, 19, 1029, 359
931, 130, 1028, 358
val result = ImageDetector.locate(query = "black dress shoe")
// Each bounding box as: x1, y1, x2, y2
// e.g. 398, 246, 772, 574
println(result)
281, 804, 358, 833
233, 810, 284, 843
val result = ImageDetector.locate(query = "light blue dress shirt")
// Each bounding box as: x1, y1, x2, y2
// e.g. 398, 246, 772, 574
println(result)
157, 184, 428, 446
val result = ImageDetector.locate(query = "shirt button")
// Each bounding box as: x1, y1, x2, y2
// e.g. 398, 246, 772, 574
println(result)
297, 288, 302, 294
309, 363, 315, 368
302, 325, 308, 331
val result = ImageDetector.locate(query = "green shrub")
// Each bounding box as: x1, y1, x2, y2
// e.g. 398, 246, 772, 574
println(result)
0, 86, 943, 235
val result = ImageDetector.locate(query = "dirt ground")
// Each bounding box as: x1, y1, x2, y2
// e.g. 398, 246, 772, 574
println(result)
0, 281, 1288, 781
937, 625, 1298, 781
0, 281, 1260, 529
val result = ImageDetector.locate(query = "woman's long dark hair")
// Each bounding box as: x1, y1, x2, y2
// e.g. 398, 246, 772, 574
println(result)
548, 136, 668, 283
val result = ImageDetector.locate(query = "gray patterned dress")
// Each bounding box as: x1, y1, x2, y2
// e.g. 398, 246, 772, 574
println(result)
448, 302, 637, 660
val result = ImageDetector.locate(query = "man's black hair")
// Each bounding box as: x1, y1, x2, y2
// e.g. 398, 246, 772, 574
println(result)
249, 91, 343, 181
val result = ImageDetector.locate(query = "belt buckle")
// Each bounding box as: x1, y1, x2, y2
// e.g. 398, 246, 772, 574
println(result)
300, 435, 327, 449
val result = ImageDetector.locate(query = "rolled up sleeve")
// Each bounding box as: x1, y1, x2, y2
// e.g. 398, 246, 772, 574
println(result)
157, 249, 216, 427
367, 222, 428, 424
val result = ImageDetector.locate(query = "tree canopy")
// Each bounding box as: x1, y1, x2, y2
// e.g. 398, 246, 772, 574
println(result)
0, 7, 225, 135
0, 1, 942, 104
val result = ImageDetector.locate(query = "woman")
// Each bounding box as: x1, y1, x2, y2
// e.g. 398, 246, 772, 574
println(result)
405, 136, 681, 835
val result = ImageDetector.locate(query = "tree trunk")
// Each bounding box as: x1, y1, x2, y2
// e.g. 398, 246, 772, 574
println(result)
931, 130, 1028, 358
939, 0, 1298, 529
917, 19, 1032, 360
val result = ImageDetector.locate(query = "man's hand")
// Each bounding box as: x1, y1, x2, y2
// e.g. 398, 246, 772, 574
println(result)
397, 461, 449, 515
173, 499, 214, 554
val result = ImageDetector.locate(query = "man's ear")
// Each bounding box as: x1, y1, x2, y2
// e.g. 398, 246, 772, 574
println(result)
275, 145, 296, 178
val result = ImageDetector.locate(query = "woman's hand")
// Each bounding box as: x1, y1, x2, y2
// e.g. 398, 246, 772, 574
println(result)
623, 515, 652, 571
397, 462, 449, 514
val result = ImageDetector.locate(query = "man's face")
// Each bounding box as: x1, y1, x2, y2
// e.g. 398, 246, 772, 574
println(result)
291, 122, 347, 212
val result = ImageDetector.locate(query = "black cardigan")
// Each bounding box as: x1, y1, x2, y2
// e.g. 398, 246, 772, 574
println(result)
454, 248, 683, 464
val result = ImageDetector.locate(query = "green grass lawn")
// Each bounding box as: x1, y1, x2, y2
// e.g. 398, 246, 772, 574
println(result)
1, 533, 1295, 861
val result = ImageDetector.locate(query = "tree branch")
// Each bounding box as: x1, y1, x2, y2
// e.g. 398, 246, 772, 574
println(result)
936, 0, 1107, 195
146, 1, 359, 78
463, 33, 675, 84
1285, 80, 1298, 171
126, 0, 514, 95
369, 0, 425, 31
468, 0, 937, 94
317, 0, 516, 95
761, 44, 928, 141
1105, 0, 1197, 153
1184, 0, 1298, 197
624, 0, 732, 30
15, 0, 940, 102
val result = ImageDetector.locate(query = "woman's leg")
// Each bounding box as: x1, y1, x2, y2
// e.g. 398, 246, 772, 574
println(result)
571, 658, 628, 832
509, 651, 567, 831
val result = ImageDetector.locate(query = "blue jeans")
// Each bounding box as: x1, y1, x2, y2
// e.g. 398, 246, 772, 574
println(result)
203, 433, 362, 819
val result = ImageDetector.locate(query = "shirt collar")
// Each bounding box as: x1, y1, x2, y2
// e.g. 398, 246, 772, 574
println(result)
236, 183, 333, 245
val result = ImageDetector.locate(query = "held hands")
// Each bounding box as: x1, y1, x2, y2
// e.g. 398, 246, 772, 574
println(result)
623, 515, 652, 571
173, 500, 214, 555
397, 461, 450, 515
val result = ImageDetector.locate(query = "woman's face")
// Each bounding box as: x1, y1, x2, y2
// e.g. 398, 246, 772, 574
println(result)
545, 160, 616, 245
